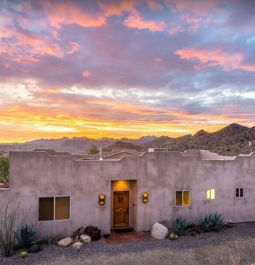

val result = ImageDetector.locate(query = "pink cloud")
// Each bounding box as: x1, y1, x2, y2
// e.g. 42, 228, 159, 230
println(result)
175, 48, 255, 72
154, 58, 162, 62
123, 9, 167, 32
169, 25, 184, 35
67, 42, 80, 55
20, 0, 106, 28
83, 71, 91, 77
147, 0, 163, 10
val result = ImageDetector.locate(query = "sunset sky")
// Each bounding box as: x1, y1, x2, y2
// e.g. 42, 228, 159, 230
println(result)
0, 0, 255, 143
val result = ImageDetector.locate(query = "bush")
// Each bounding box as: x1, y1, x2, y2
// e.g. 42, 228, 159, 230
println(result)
172, 216, 190, 236
14, 224, 37, 250
0, 202, 28, 257
200, 213, 224, 232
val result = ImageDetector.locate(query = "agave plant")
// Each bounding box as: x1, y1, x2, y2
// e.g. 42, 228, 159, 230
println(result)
200, 213, 224, 232
14, 224, 37, 249
172, 216, 190, 236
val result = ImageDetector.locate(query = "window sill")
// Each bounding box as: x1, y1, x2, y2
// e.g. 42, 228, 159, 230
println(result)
175, 205, 190, 207
38, 219, 71, 223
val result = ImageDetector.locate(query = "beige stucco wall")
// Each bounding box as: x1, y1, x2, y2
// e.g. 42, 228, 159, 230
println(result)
0, 151, 255, 238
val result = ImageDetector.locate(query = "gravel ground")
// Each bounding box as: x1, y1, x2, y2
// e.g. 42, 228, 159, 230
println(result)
1, 222, 255, 265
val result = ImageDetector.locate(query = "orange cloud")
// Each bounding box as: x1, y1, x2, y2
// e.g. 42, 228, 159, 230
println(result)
123, 9, 167, 32
175, 48, 255, 72
98, 0, 137, 16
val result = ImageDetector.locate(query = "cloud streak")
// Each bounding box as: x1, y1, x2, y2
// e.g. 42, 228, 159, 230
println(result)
0, 0, 255, 142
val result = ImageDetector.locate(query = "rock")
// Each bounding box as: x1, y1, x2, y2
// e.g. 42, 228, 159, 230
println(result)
72, 242, 83, 249
58, 237, 73, 247
151, 222, 168, 239
80, 234, 91, 244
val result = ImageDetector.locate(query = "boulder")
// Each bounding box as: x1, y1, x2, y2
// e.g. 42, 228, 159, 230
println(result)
80, 234, 91, 244
151, 222, 168, 239
72, 242, 83, 249
58, 237, 73, 247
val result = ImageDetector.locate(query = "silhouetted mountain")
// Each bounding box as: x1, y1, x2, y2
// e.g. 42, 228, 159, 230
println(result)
1, 123, 254, 155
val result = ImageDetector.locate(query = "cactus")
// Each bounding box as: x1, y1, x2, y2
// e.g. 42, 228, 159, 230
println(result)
27, 243, 42, 253
200, 213, 224, 232
172, 216, 190, 236
20, 252, 28, 258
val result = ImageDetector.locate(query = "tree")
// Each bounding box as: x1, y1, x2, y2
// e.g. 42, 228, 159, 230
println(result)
88, 145, 99, 154
0, 156, 9, 183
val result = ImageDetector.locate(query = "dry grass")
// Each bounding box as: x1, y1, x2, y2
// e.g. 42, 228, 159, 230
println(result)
37, 238, 255, 265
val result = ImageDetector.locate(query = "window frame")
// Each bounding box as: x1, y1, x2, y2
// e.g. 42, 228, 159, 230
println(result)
235, 188, 244, 198
206, 189, 216, 200
175, 190, 190, 207
38, 195, 71, 222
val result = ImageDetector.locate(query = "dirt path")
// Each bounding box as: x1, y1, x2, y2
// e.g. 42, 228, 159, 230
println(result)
37, 238, 255, 265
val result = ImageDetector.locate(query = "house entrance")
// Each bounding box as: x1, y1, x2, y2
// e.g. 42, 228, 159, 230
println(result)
113, 191, 129, 228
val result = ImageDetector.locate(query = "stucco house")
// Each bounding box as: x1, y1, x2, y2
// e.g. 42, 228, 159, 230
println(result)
0, 149, 254, 238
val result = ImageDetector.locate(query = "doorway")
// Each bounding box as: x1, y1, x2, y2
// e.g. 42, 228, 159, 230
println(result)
113, 191, 129, 228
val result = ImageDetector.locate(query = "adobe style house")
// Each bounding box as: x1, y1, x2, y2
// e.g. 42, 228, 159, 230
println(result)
0, 149, 254, 238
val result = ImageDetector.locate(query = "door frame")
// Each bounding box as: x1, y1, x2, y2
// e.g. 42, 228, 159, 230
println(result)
113, 191, 129, 228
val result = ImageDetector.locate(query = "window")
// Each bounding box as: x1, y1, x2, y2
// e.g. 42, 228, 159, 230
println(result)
206, 189, 215, 199
236, 188, 244, 198
176, 191, 190, 206
39, 196, 70, 221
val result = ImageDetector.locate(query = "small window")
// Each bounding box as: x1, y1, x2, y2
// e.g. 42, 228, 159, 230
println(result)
236, 188, 244, 198
39, 196, 70, 221
206, 189, 215, 199
176, 191, 190, 206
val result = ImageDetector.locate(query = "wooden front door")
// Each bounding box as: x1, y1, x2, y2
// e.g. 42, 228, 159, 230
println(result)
113, 191, 129, 228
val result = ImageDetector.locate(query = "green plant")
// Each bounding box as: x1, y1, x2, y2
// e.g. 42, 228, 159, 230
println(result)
172, 216, 190, 236
0, 202, 28, 257
27, 243, 42, 253
14, 224, 37, 250
0, 156, 9, 183
200, 213, 224, 232
88, 145, 99, 154
45, 235, 58, 245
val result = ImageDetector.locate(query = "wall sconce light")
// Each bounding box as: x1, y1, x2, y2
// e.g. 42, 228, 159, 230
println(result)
99, 194, 105, 205
142, 192, 148, 203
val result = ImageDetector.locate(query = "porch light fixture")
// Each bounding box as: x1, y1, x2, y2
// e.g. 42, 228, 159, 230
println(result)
99, 194, 105, 205
142, 192, 148, 203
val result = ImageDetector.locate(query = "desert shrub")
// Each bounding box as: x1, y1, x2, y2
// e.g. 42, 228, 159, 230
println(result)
172, 216, 190, 236
0, 202, 28, 257
200, 213, 224, 232
27, 243, 42, 253
14, 224, 37, 250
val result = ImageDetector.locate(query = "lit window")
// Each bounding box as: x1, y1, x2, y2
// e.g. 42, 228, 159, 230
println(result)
176, 191, 190, 206
236, 188, 244, 198
39, 196, 70, 221
207, 189, 215, 199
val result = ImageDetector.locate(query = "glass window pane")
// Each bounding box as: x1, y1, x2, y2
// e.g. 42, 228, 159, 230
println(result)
210, 189, 215, 199
236, 188, 239, 197
207, 189, 211, 199
183, 191, 190, 206
240, 188, 243, 197
176, 191, 182, 206
39, 197, 54, 221
55, 197, 70, 220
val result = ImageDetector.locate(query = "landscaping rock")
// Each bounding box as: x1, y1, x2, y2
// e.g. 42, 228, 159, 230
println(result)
58, 237, 73, 247
73, 242, 83, 249
151, 222, 168, 239
80, 234, 91, 244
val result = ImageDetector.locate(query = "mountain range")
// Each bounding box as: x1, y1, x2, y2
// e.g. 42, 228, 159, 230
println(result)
0, 123, 254, 156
